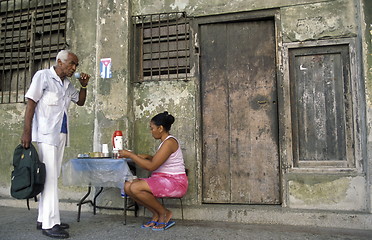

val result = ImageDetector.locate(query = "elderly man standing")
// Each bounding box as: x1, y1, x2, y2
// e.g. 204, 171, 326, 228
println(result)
21, 50, 90, 239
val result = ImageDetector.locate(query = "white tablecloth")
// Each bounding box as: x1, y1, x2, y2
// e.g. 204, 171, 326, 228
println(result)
62, 158, 133, 189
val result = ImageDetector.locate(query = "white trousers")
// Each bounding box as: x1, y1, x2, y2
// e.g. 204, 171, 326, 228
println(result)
37, 133, 66, 229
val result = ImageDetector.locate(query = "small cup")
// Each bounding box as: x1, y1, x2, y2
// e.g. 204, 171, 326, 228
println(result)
102, 144, 109, 153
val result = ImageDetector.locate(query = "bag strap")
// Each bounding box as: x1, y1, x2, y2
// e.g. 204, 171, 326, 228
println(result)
26, 196, 38, 211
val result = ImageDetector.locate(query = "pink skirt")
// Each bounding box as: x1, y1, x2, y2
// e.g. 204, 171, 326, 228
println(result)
142, 172, 188, 198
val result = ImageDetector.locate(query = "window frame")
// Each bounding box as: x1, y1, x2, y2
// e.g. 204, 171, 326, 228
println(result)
131, 12, 192, 83
282, 38, 364, 172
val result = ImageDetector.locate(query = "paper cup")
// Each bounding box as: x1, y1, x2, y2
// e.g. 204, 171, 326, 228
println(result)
102, 144, 109, 153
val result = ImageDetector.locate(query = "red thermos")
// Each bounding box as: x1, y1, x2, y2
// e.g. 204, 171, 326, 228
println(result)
112, 131, 123, 151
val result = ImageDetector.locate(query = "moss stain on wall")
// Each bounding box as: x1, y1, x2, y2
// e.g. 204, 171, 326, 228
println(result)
289, 177, 350, 204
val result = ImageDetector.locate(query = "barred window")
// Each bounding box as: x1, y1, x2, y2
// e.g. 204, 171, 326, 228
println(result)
132, 12, 191, 82
0, 0, 67, 104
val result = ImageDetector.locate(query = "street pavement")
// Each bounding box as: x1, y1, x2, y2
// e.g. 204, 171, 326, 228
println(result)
0, 206, 371, 240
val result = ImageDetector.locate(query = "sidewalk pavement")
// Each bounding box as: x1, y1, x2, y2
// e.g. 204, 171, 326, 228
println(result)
1, 206, 372, 240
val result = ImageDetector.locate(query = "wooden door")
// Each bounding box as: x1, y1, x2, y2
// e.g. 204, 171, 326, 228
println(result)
201, 19, 280, 204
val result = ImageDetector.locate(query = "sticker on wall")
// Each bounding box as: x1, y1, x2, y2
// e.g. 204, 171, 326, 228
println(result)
100, 58, 112, 78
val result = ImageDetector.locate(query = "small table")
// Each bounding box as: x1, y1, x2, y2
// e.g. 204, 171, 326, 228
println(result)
62, 158, 138, 224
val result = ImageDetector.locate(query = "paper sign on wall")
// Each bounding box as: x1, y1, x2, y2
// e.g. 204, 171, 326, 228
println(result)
100, 58, 112, 78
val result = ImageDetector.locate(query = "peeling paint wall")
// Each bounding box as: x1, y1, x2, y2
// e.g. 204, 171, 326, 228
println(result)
130, 0, 370, 211
131, 0, 332, 16
0, 1, 133, 204
362, 0, 372, 212
91, 0, 132, 152
281, 0, 358, 42
278, 0, 367, 211
72, 0, 133, 204
0, 104, 25, 188
132, 81, 197, 202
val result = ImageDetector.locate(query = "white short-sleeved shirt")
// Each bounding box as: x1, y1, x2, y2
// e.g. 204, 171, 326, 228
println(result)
25, 66, 79, 146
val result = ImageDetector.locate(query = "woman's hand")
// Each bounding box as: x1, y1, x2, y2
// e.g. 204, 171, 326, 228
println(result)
118, 149, 134, 158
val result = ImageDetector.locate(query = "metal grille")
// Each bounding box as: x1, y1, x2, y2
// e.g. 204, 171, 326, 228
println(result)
132, 12, 190, 82
0, 0, 67, 104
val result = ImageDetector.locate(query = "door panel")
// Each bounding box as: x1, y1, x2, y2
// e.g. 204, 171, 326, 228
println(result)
201, 23, 230, 202
201, 19, 280, 204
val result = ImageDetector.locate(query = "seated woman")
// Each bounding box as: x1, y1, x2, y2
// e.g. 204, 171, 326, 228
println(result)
118, 111, 188, 231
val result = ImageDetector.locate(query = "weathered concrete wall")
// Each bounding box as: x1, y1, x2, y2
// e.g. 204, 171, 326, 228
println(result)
131, 0, 334, 16
279, 0, 367, 211
0, 104, 25, 192
288, 175, 366, 211
1, 0, 371, 215
89, 0, 132, 152
130, 0, 370, 211
0, 0, 133, 206
65, 0, 131, 161
57, 1, 98, 199
62, 0, 133, 205
64, 1, 97, 162
281, 0, 358, 42
0, 1, 100, 198
362, 0, 372, 212
132, 81, 198, 203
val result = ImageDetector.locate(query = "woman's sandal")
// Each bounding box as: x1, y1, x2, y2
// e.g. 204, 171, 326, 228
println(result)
152, 221, 176, 231
140, 220, 158, 229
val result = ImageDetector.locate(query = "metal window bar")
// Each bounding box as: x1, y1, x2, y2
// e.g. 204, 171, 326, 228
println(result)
22, 1, 31, 102
0, 0, 67, 104
56, 0, 61, 52
149, 14, 153, 80
40, 0, 45, 68
15, 0, 22, 101
167, 16, 170, 80
184, 13, 188, 80
175, 13, 178, 80
0, 1, 7, 102
28, 10, 36, 99
47, 0, 53, 65
139, 25, 144, 80
158, 14, 161, 81
8, 0, 15, 102
132, 12, 190, 82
